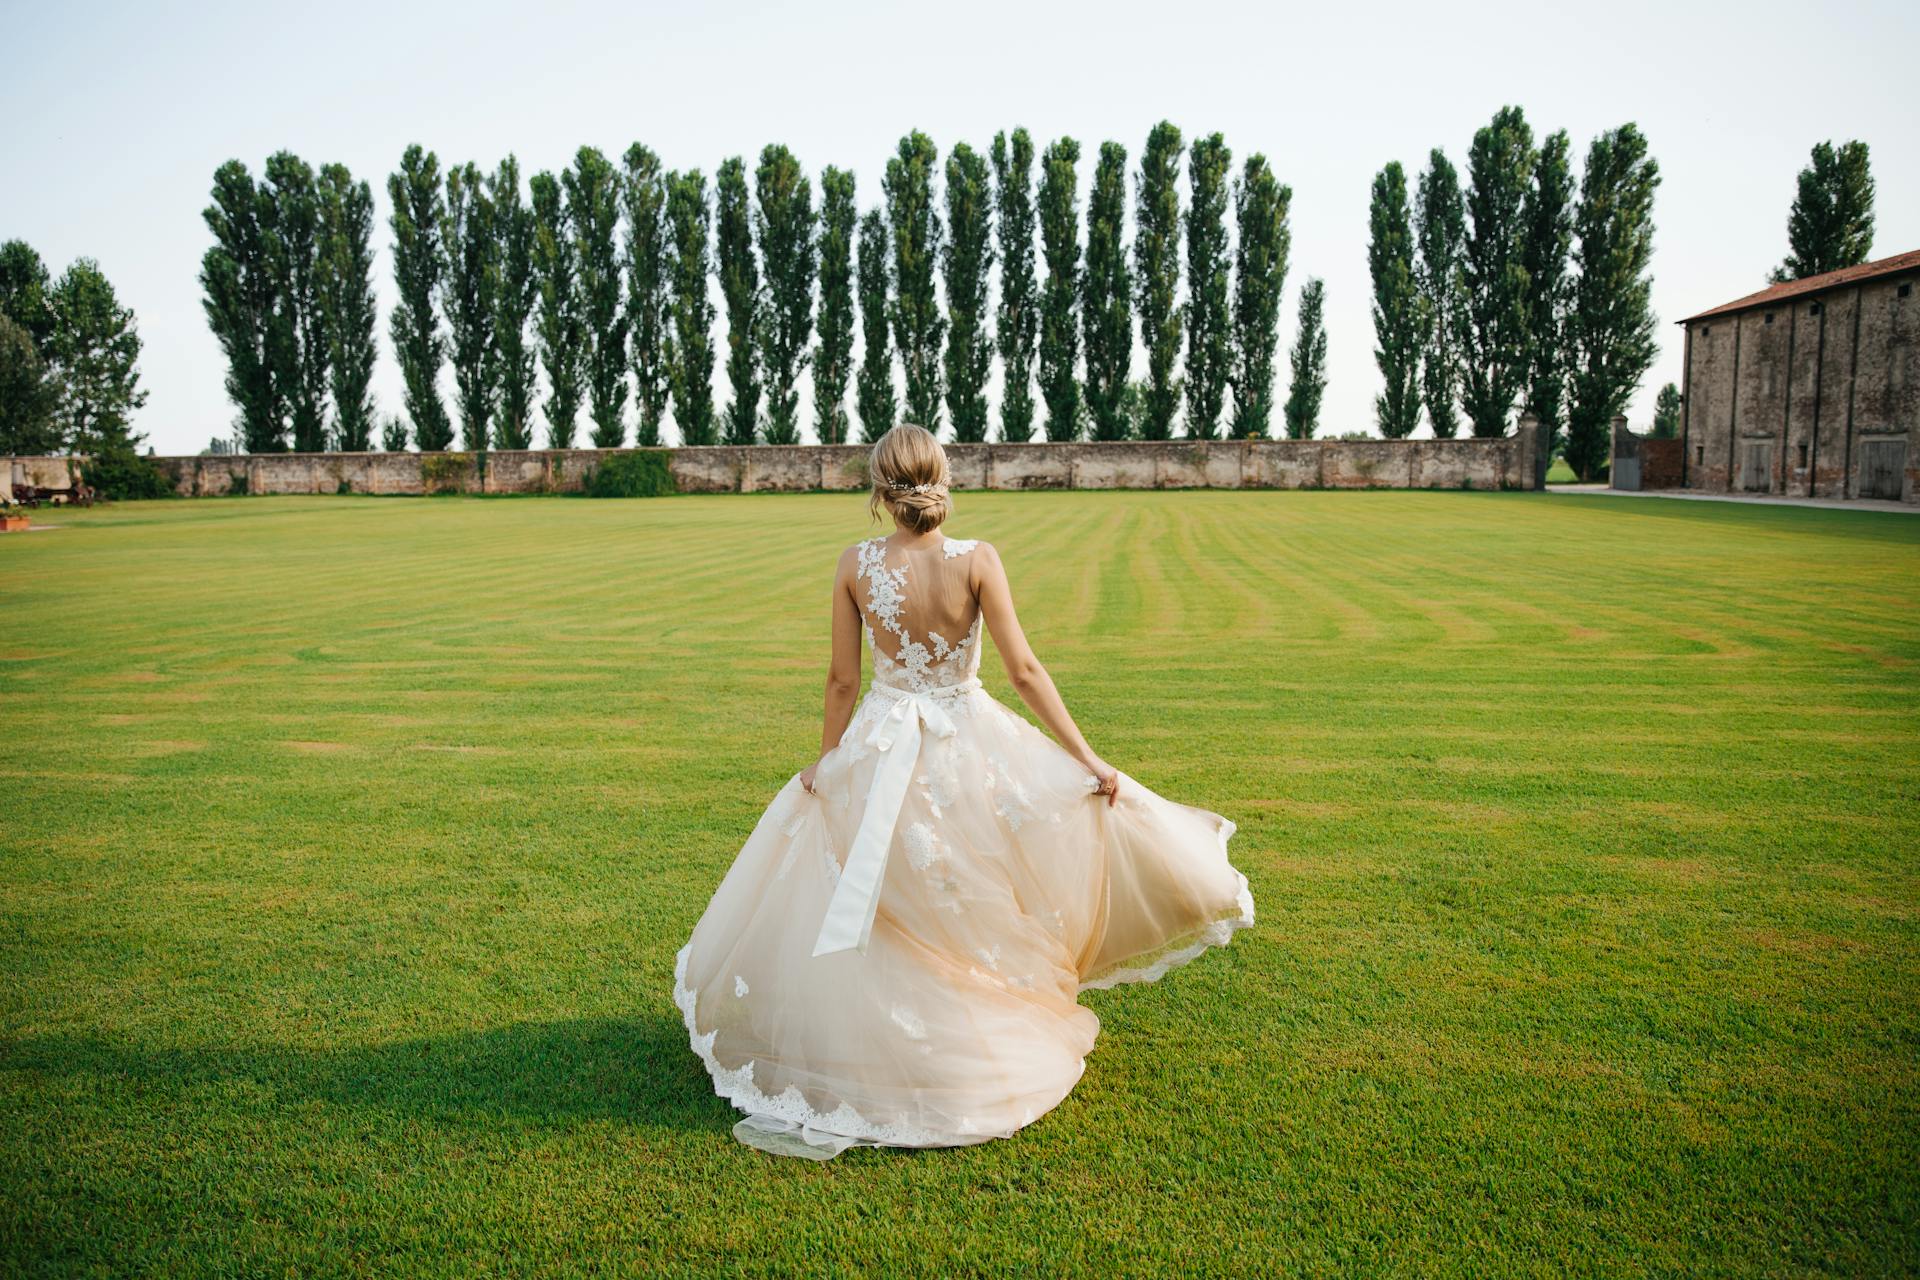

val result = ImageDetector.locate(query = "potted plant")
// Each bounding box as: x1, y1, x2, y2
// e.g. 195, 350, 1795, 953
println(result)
0, 504, 28, 532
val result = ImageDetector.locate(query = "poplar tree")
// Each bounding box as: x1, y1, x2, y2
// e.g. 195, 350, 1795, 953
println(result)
317, 164, 378, 450
530, 170, 584, 448
1228, 154, 1291, 439
1081, 142, 1134, 440
1521, 129, 1574, 457
1774, 140, 1874, 282
623, 144, 671, 447
1651, 382, 1681, 438
266, 153, 328, 452
855, 208, 896, 442
665, 170, 717, 445
567, 146, 629, 447
943, 142, 994, 443
991, 129, 1038, 442
715, 156, 760, 444
441, 161, 497, 452
1369, 162, 1423, 439
1037, 136, 1082, 441
813, 167, 857, 444
1134, 121, 1183, 440
755, 144, 816, 445
886, 132, 945, 431
1415, 150, 1466, 438
202, 161, 287, 452
489, 157, 538, 451
1461, 106, 1535, 438
1284, 278, 1327, 439
1565, 124, 1660, 482
1184, 133, 1232, 440
388, 145, 452, 450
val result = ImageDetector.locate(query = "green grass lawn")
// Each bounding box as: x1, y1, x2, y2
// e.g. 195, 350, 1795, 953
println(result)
3, 490, 1916, 1277
1545, 456, 1604, 484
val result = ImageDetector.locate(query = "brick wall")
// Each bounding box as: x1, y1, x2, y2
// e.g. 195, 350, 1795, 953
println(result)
1677, 267, 1917, 503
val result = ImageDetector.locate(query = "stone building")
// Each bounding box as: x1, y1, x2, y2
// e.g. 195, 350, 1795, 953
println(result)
1674, 248, 1919, 503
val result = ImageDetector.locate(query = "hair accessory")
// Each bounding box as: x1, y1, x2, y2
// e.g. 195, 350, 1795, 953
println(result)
885, 480, 947, 497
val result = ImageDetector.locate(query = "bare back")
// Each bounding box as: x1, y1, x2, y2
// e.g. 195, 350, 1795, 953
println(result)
852, 535, 984, 693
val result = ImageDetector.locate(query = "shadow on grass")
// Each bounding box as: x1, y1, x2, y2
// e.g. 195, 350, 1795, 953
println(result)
1, 1011, 728, 1136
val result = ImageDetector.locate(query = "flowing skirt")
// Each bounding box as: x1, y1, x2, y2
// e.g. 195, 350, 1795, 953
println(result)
673, 677, 1255, 1158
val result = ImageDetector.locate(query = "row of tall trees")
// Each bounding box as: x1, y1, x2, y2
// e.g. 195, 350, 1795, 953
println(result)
201, 154, 378, 453
0, 241, 148, 459
1367, 106, 1660, 480
204, 127, 1329, 452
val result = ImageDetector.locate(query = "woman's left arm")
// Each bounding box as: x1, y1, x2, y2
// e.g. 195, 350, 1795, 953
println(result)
801, 546, 863, 792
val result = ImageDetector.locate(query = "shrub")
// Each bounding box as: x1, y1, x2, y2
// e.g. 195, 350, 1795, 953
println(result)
79, 447, 175, 501
585, 450, 676, 498
421, 451, 475, 495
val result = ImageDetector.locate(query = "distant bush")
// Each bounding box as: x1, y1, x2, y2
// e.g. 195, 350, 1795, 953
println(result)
421, 451, 474, 495
79, 446, 174, 500
585, 450, 676, 498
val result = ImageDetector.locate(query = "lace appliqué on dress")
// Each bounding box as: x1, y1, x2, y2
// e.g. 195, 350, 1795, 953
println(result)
858, 536, 983, 694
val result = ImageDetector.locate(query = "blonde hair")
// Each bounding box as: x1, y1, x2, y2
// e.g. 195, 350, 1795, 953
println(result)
867, 423, 951, 534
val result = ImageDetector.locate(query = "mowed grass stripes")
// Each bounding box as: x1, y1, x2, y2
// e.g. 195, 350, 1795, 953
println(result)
2, 490, 1916, 1278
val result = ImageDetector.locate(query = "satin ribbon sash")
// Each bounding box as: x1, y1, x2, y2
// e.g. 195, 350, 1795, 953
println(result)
810, 678, 980, 957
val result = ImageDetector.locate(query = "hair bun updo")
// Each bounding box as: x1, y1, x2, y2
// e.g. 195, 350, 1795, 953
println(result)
867, 423, 951, 534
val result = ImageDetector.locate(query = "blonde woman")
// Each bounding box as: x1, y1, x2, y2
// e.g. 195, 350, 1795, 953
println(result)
674, 423, 1254, 1159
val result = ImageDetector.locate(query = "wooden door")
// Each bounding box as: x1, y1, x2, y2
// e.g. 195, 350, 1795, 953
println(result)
1859, 439, 1906, 500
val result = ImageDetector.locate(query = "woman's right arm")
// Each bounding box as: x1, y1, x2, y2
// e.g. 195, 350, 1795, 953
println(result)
973, 543, 1121, 806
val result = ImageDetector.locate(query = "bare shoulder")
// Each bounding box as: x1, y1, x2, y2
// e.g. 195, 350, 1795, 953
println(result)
958, 538, 1005, 590
835, 540, 867, 581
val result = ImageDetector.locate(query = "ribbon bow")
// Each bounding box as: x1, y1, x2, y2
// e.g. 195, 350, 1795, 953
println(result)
811, 686, 966, 957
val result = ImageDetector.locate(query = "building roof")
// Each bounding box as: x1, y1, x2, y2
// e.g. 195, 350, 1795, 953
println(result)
1679, 248, 1920, 324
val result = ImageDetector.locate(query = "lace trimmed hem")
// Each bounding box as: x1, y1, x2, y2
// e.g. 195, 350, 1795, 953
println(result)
1075, 818, 1256, 994
673, 942, 963, 1150
675, 812, 1255, 1152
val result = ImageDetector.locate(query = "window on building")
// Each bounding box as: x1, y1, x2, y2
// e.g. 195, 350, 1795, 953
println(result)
1810, 302, 1823, 316
1696, 446, 1704, 465
1700, 325, 1711, 337
1798, 442, 1809, 468
1764, 312, 1775, 325
1900, 283, 1913, 299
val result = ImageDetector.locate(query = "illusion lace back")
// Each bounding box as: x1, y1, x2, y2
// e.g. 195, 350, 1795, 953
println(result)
858, 535, 985, 693
674, 533, 1255, 1159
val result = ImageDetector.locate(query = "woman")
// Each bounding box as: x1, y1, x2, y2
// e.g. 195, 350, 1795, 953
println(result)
673, 424, 1255, 1159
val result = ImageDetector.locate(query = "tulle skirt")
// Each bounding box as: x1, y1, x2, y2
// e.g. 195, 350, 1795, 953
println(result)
673, 676, 1255, 1158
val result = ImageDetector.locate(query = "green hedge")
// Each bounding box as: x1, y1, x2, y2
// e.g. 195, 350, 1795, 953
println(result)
585, 450, 676, 498
80, 448, 175, 501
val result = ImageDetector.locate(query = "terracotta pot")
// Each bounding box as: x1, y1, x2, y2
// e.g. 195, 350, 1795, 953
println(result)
0, 515, 30, 532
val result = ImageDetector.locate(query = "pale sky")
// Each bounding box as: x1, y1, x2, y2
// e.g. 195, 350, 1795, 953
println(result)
6, 0, 1917, 456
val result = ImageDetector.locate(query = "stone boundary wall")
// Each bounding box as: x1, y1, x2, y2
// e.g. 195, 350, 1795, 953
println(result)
8, 425, 1543, 501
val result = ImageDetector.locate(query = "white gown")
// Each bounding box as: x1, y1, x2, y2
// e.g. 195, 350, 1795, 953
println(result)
673, 533, 1255, 1158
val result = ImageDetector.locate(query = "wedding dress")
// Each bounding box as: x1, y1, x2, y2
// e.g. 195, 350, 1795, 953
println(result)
673, 533, 1255, 1159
